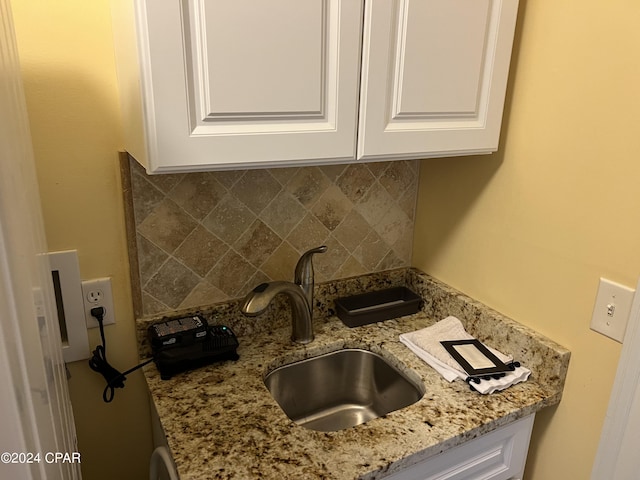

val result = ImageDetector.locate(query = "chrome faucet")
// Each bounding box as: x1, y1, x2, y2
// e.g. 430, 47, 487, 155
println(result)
241, 245, 327, 344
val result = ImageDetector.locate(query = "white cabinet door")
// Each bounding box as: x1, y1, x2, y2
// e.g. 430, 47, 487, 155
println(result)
358, 0, 519, 161
113, 0, 520, 172
382, 414, 535, 480
119, 0, 363, 173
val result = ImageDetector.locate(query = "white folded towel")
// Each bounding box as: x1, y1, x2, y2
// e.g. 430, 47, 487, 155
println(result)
399, 316, 531, 394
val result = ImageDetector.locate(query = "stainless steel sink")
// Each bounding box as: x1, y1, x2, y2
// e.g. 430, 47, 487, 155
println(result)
264, 348, 424, 432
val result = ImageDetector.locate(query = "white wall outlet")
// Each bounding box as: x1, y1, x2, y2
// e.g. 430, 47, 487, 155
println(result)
81, 277, 116, 329
590, 278, 635, 343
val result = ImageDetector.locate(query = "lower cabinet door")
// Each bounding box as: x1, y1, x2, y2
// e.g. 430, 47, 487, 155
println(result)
383, 414, 535, 480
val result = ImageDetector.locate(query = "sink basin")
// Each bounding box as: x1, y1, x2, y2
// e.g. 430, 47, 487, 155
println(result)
264, 348, 424, 432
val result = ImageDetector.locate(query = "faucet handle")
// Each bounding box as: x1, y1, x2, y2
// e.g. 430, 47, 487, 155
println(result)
294, 245, 327, 316
294, 245, 327, 283
300, 245, 328, 258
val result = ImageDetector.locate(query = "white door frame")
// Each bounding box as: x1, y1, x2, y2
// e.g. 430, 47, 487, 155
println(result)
592, 276, 640, 479
0, 0, 80, 478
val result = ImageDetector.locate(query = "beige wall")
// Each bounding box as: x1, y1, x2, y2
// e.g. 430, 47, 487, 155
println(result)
10, 0, 151, 478
413, 1, 640, 479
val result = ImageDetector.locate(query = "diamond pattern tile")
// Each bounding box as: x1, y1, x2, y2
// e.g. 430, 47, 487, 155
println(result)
232, 169, 282, 215
202, 194, 256, 244
124, 156, 419, 316
144, 258, 200, 309
131, 172, 164, 226
286, 167, 329, 207
260, 191, 306, 238
336, 164, 376, 203
260, 241, 299, 282
137, 199, 197, 254
136, 234, 168, 285
206, 250, 256, 298
236, 220, 282, 268
168, 173, 227, 220
174, 225, 228, 277
311, 185, 351, 231
380, 161, 416, 198
286, 213, 330, 253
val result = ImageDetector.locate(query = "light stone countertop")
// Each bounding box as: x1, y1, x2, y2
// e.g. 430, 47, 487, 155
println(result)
141, 270, 570, 480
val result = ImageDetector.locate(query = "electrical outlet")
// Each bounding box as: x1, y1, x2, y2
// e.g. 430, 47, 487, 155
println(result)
81, 277, 116, 329
590, 278, 635, 343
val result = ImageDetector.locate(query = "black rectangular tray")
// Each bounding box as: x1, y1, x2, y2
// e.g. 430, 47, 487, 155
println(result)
334, 287, 422, 327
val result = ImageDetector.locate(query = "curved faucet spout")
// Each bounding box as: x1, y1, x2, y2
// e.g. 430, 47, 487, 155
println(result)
241, 281, 313, 344
241, 246, 327, 345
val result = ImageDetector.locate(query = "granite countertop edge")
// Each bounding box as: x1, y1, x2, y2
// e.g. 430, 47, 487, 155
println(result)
140, 269, 570, 480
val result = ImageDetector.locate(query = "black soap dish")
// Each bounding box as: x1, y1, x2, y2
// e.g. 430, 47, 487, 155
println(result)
334, 287, 422, 328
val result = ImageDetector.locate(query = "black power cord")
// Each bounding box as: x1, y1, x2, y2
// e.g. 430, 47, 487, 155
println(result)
88, 306, 153, 403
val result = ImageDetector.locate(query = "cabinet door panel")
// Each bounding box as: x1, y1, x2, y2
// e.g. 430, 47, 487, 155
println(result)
398, 1, 489, 115
358, 0, 519, 161
193, 0, 323, 119
140, 0, 363, 172
382, 414, 534, 480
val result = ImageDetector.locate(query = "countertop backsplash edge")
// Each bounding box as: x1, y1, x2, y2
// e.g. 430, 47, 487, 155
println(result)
136, 266, 570, 397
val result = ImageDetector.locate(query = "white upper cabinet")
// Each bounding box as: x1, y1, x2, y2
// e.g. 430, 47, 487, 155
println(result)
112, 0, 518, 173
112, 0, 363, 173
358, 0, 519, 161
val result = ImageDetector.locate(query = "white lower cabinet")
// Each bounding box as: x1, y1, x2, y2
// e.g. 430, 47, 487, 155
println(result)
150, 401, 178, 480
382, 414, 535, 480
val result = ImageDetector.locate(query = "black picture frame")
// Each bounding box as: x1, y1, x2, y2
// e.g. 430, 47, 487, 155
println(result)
440, 339, 511, 377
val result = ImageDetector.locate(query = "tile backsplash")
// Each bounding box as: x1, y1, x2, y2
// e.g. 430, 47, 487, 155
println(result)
123, 157, 419, 317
